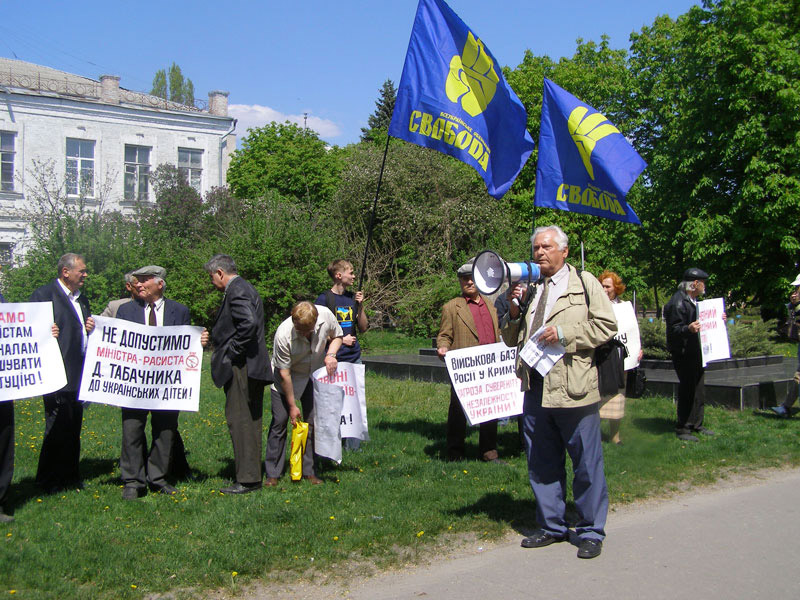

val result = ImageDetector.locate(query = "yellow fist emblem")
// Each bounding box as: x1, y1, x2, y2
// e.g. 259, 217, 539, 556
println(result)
446, 31, 498, 117
567, 106, 621, 180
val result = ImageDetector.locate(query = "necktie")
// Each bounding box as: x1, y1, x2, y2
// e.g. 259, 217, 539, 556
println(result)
529, 277, 551, 335
148, 303, 157, 326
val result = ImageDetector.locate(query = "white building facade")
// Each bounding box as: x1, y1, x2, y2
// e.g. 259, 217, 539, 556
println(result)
0, 58, 236, 263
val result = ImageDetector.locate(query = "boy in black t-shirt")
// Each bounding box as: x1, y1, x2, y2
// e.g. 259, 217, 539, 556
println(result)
316, 260, 368, 449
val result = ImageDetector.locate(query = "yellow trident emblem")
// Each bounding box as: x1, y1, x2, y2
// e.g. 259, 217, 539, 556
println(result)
567, 106, 621, 180
446, 31, 498, 117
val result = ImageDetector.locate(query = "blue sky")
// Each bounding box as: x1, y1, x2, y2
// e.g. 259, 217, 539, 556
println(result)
1, 0, 698, 146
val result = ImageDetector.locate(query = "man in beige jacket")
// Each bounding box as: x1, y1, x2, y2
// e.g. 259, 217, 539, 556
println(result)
502, 225, 616, 559
437, 262, 502, 462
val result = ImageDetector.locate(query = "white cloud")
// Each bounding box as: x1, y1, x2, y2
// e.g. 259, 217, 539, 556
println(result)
228, 103, 342, 141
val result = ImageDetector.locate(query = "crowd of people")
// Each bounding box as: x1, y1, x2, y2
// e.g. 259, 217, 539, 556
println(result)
1, 227, 778, 562
0, 253, 366, 521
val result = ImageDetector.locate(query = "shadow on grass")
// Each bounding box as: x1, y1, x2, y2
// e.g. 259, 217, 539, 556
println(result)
632, 416, 675, 435
750, 407, 796, 420
451, 491, 587, 537
376, 418, 525, 460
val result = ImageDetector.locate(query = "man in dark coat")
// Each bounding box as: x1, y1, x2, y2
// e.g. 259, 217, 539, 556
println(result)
116, 265, 191, 499
29, 253, 92, 493
664, 267, 715, 442
201, 254, 272, 494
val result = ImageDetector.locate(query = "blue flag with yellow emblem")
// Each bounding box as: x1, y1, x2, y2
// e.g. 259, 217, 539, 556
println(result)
388, 0, 534, 199
535, 78, 646, 224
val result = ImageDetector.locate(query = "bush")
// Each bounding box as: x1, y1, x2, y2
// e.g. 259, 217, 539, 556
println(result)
639, 318, 670, 359
727, 318, 781, 358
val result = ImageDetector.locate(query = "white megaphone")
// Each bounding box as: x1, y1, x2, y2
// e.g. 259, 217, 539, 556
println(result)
472, 250, 541, 295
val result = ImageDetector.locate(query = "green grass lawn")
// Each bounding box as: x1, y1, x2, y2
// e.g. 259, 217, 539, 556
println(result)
3, 363, 800, 599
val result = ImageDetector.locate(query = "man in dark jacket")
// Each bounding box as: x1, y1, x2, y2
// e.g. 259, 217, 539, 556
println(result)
29, 253, 93, 493
116, 265, 191, 499
664, 267, 715, 442
201, 254, 272, 494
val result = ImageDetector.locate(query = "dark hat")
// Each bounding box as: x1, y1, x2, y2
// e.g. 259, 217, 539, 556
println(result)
456, 259, 475, 277
132, 265, 166, 279
682, 267, 708, 281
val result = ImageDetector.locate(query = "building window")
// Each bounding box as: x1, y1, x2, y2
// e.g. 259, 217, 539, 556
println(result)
0, 243, 12, 266
1, 132, 15, 192
66, 138, 95, 196
178, 148, 202, 193
124, 145, 151, 202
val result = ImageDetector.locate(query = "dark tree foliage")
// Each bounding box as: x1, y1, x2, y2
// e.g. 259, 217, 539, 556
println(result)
360, 79, 397, 143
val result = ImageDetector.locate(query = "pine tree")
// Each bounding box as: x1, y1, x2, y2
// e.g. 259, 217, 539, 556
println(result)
360, 79, 396, 142
150, 63, 195, 107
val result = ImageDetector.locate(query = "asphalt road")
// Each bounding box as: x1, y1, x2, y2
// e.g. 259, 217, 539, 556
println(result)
252, 468, 800, 600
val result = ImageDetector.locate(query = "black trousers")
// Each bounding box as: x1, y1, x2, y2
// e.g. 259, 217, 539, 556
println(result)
447, 387, 498, 460
672, 353, 705, 432
0, 401, 13, 509
37, 391, 83, 490
225, 364, 265, 484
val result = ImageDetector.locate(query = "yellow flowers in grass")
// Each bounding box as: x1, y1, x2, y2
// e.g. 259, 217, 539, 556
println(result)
416, 531, 424, 538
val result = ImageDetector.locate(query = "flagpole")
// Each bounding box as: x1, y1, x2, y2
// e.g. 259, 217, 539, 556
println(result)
357, 133, 391, 294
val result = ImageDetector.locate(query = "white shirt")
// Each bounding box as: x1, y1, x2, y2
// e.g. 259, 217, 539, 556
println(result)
143, 297, 165, 326
527, 263, 570, 330
57, 278, 88, 353
271, 306, 343, 398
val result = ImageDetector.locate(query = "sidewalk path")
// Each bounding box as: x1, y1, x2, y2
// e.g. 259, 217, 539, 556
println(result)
245, 468, 800, 600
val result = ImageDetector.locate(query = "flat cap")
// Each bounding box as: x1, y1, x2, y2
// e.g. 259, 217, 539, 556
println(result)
682, 267, 708, 281
457, 260, 475, 277
791, 273, 800, 287
132, 265, 166, 279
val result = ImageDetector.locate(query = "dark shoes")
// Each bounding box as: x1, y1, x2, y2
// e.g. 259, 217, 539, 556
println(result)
771, 405, 790, 418
677, 432, 699, 443
521, 529, 564, 548
303, 475, 324, 485
155, 484, 179, 496
0, 508, 13, 523
577, 538, 603, 559
264, 477, 279, 487
122, 486, 145, 500
693, 427, 715, 436
220, 482, 261, 494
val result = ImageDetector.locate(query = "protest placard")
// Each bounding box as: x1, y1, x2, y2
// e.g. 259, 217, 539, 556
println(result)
78, 316, 204, 411
311, 378, 344, 464
519, 327, 565, 376
443, 342, 523, 426
698, 297, 730, 367
0, 302, 67, 401
311, 362, 368, 441
611, 301, 642, 371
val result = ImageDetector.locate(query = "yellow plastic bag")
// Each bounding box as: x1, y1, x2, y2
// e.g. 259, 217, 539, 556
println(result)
290, 421, 309, 481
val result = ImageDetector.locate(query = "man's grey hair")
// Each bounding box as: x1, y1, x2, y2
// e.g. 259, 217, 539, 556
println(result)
678, 280, 695, 294
124, 271, 136, 285
154, 277, 166, 291
204, 254, 238, 275
531, 225, 569, 251
57, 253, 84, 276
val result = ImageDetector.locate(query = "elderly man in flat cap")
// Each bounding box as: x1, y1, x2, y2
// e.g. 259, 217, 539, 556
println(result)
664, 267, 716, 442
436, 260, 503, 463
116, 265, 191, 499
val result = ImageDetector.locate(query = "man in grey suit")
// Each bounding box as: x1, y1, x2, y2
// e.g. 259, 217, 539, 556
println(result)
116, 265, 190, 499
29, 253, 94, 493
201, 254, 273, 494
100, 272, 138, 317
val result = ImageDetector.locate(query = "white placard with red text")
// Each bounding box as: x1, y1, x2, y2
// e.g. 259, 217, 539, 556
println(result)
79, 316, 204, 411
311, 362, 368, 441
444, 342, 523, 426
0, 302, 67, 401
697, 297, 730, 367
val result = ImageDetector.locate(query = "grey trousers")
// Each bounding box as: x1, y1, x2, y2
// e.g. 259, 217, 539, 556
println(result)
120, 408, 178, 489
522, 374, 608, 542
224, 364, 265, 485
265, 384, 315, 478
